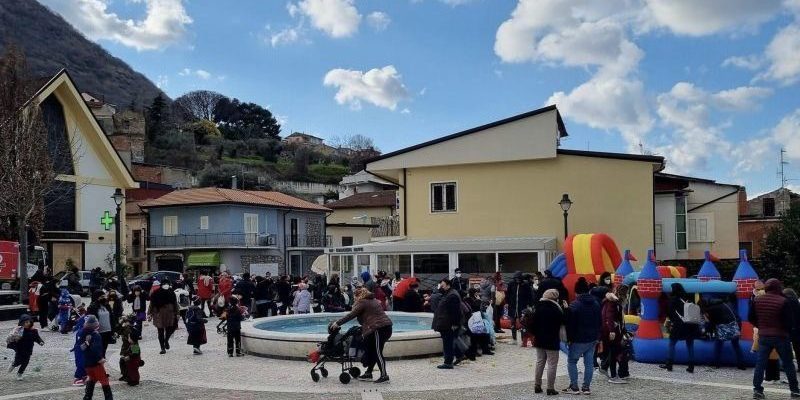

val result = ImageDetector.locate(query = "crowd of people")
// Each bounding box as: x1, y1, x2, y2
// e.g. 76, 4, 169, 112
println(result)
11, 264, 800, 398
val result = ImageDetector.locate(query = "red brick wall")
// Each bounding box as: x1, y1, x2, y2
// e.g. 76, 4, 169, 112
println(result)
739, 220, 780, 258
132, 164, 163, 183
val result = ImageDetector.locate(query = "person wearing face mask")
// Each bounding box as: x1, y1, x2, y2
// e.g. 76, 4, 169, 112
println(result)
451, 268, 469, 297
87, 290, 115, 357
127, 285, 148, 340
148, 279, 179, 354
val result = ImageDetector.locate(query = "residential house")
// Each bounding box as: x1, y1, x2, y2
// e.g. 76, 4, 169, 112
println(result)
654, 173, 741, 261
326, 190, 398, 247
324, 105, 664, 289
739, 187, 799, 257
338, 170, 398, 199
131, 162, 197, 189
284, 132, 324, 146
141, 188, 330, 275
33, 71, 138, 273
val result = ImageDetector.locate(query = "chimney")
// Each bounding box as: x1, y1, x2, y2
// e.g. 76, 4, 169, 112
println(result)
231, 175, 238, 189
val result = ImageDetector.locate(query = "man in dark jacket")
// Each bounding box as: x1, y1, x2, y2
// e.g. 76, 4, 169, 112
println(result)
234, 273, 256, 311
506, 271, 534, 342
564, 278, 601, 395
537, 270, 569, 304
750, 278, 799, 399
451, 268, 470, 296
432, 279, 463, 369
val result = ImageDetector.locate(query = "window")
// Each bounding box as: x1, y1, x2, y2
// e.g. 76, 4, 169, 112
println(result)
763, 197, 776, 217
163, 216, 178, 236
688, 213, 714, 243
457, 253, 496, 279
675, 196, 687, 250
431, 182, 457, 212
498, 252, 538, 274
413, 254, 450, 291
357, 255, 371, 273
244, 213, 258, 246
377, 254, 411, 277
740, 242, 754, 257
342, 236, 353, 246
654, 224, 664, 244
200, 216, 209, 230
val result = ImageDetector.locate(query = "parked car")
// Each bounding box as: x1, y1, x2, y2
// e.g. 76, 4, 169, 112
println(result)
55, 270, 93, 296
127, 271, 183, 292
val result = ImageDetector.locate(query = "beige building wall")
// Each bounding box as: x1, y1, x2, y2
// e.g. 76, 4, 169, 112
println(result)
397, 154, 656, 260
327, 207, 394, 247
686, 181, 740, 259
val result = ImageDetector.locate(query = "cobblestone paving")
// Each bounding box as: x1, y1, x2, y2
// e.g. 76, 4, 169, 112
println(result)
0, 311, 789, 400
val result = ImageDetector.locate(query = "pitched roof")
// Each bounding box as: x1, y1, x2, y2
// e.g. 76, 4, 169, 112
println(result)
140, 187, 330, 211
326, 190, 397, 209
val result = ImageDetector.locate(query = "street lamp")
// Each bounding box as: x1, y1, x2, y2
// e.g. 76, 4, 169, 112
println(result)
111, 188, 127, 294
559, 193, 573, 240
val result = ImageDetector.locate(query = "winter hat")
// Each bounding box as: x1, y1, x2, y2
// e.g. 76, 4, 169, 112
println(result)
574, 277, 590, 295
84, 315, 99, 331
542, 289, 559, 301
765, 278, 784, 294
18, 314, 32, 326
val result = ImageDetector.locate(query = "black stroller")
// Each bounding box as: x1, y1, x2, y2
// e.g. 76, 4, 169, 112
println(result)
309, 325, 363, 384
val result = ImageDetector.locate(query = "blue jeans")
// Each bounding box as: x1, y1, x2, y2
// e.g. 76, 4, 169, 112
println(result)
568, 341, 596, 389
753, 336, 799, 394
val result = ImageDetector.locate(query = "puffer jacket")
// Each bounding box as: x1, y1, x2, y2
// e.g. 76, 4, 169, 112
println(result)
432, 289, 462, 332
479, 280, 493, 304
336, 292, 393, 337
567, 293, 601, 343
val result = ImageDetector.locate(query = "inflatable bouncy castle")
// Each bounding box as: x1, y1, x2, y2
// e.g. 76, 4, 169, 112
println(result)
547, 233, 759, 366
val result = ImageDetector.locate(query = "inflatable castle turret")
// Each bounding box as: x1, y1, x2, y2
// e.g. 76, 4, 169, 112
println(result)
733, 249, 759, 340
613, 250, 637, 287
697, 250, 721, 282
635, 249, 663, 339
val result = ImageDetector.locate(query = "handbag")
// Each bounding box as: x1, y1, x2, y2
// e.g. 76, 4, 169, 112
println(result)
716, 304, 741, 341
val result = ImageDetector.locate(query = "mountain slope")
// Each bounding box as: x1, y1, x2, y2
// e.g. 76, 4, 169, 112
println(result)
0, 0, 164, 108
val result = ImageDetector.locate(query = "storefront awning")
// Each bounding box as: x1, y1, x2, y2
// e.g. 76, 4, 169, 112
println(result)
186, 251, 220, 268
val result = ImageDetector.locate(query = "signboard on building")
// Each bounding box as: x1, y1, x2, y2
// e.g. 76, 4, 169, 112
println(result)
250, 263, 279, 277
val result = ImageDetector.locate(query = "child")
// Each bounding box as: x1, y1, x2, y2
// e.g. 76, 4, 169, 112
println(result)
127, 285, 148, 340
185, 296, 208, 355
175, 285, 191, 325
57, 288, 75, 334
80, 315, 113, 399
71, 306, 88, 386
6, 314, 44, 381
226, 297, 243, 357
118, 314, 142, 386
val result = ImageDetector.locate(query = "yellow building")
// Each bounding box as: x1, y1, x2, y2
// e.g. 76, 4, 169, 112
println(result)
325, 105, 664, 289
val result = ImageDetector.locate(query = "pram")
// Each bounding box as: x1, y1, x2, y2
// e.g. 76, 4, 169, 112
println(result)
308, 325, 363, 384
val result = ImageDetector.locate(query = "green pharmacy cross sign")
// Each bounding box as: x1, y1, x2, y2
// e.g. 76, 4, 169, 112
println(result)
100, 211, 114, 231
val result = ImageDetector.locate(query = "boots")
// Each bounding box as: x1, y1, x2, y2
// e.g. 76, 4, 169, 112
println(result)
83, 381, 95, 400
102, 384, 113, 400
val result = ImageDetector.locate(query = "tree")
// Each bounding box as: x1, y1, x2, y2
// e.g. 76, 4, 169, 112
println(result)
174, 90, 225, 121
0, 46, 59, 301
145, 93, 168, 141
186, 119, 220, 145
215, 98, 281, 140
761, 203, 800, 290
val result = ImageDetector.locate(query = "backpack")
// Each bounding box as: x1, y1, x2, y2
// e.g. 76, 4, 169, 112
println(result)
681, 300, 702, 324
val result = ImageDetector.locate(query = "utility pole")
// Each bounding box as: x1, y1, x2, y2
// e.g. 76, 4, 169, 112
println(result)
780, 148, 789, 188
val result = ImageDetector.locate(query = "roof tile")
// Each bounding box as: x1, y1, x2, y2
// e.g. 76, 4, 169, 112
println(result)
140, 187, 330, 211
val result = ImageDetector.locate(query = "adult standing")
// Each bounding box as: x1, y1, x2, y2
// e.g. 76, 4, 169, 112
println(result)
234, 273, 256, 311
432, 279, 463, 369
704, 297, 745, 369
218, 272, 233, 304
401, 282, 424, 313
563, 278, 601, 395
332, 287, 393, 384
506, 271, 533, 342
531, 289, 564, 396
254, 276, 274, 317
750, 279, 800, 399
492, 272, 506, 334
659, 283, 700, 373
86, 290, 115, 357
782, 288, 800, 369
537, 270, 569, 304
451, 268, 469, 296
66, 267, 82, 295
36, 271, 56, 329
601, 290, 627, 384
196, 272, 214, 316
275, 275, 292, 315
149, 279, 179, 354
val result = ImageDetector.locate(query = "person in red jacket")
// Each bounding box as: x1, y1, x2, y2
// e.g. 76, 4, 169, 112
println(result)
218, 272, 233, 303
601, 289, 628, 384
196, 273, 214, 316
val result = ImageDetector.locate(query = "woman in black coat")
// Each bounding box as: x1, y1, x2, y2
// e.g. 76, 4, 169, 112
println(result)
661, 283, 700, 373
530, 288, 565, 395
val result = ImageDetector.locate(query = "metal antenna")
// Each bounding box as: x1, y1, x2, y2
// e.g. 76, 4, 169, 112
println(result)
780, 148, 789, 188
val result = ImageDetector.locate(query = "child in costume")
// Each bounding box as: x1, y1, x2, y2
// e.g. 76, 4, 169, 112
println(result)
80, 315, 114, 399
71, 305, 88, 386
57, 289, 76, 334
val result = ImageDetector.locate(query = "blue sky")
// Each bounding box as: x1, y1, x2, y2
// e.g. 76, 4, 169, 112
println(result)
39, 0, 800, 197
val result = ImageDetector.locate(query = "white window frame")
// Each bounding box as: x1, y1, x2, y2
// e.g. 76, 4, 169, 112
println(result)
163, 216, 178, 236
199, 216, 209, 230
244, 213, 259, 246
654, 223, 664, 244
675, 196, 688, 251
688, 212, 714, 242
430, 181, 458, 213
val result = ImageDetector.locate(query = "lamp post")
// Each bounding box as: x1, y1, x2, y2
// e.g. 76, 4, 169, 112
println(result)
111, 188, 126, 294
559, 193, 573, 240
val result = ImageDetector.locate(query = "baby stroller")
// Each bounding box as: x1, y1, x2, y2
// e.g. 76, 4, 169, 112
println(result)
217, 304, 250, 335
308, 325, 363, 384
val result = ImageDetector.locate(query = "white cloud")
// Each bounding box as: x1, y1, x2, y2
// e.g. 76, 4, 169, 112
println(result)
178, 68, 215, 80
772, 109, 800, 160
439, 0, 476, 5
722, 55, 765, 70
419, 87, 427, 96
40, 0, 192, 51
155, 75, 168, 89
366, 11, 391, 32
401, 108, 411, 114
731, 108, 800, 173
270, 26, 302, 46
195, 69, 211, 80
642, 0, 783, 36
758, 23, 800, 85
292, 0, 361, 38
323, 65, 409, 110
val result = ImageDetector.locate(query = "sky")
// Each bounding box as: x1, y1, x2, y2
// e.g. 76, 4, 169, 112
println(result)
37, 0, 800, 197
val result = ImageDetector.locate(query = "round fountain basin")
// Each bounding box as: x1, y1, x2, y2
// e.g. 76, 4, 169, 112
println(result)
241, 312, 442, 360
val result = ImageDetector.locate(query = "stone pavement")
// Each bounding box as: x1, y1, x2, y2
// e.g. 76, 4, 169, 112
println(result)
0, 315, 792, 400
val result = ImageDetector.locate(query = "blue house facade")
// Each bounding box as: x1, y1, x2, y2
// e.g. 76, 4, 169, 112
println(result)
141, 188, 330, 276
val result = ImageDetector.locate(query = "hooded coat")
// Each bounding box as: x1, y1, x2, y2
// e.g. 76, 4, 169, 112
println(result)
148, 286, 178, 329
567, 292, 602, 343
601, 292, 624, 345
506, 272, 534, 318
531, 297, 564, 350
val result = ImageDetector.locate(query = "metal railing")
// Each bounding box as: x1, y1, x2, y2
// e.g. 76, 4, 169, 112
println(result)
148, 233, 277, 248
371, 215, 400, 237
285, 235, 331, 248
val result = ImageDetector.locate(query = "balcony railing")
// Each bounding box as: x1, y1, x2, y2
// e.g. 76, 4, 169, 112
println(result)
148, 233, 277, 249
285, 235, 331, 248
371, 215, 400, 237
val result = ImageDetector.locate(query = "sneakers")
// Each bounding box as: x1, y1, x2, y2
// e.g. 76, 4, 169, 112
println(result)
581, 386, 592, 395
193, 348, 203, 355
436, 364, 454, 369
374, 376, 390, 384
608, 377, 627, 384
562, 386, 581, 395
357, 373, 374, 381
15, 373, 23, 381
72, 378, 85, 386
